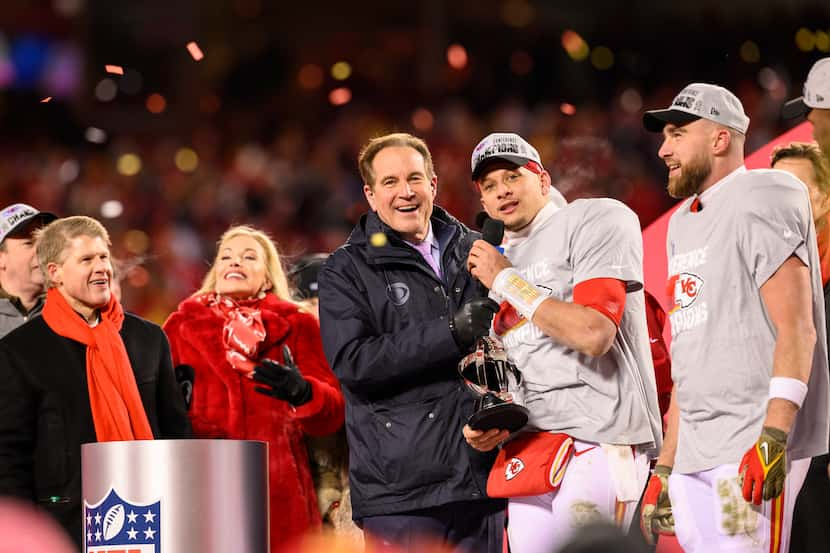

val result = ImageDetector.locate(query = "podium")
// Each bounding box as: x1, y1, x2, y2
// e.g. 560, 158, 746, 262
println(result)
81, 440, 268, 553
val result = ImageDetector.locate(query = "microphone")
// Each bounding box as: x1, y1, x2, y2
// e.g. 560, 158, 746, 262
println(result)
476, 215, 505, 296
174, 364, 195, 410
481, 217, 505, 251
475, 210, 489, 229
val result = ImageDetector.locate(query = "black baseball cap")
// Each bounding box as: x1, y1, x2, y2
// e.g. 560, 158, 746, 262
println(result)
288, 253, 329, 299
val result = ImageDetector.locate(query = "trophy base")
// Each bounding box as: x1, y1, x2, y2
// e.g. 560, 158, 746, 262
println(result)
468, 403, 529, 433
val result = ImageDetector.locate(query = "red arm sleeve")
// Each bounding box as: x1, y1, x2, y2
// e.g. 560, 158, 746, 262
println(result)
572, 278, 627, 327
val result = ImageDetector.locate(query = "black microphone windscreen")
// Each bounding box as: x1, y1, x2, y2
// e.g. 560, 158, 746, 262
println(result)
481, 217, 505, 247
475, 211, 489, 229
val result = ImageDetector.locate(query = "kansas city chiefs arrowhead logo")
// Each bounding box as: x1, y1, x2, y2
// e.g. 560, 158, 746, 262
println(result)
505, 457, 525, 480
673, 272, 704, 309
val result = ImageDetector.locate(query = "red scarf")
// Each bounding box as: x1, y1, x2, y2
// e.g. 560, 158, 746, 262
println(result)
41, 288, 153, 442
195, 293, 266, 377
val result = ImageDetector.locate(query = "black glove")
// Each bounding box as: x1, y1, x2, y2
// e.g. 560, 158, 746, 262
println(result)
451, 298, 500, 351
252, 345, 312, 406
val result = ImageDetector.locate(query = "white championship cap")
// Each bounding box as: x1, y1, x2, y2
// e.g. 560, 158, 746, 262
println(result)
0, 203, 57, 244
643, 83, 750, 134
783, 57, 830, 118
471, 132, 544, 180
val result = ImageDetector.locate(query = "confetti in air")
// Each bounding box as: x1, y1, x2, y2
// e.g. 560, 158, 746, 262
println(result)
40, 97, 52, 103
186, 42, 204, 61
105, 65, 124, 75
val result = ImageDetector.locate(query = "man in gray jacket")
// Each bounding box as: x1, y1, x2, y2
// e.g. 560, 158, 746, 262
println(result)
0, 203, 57, 337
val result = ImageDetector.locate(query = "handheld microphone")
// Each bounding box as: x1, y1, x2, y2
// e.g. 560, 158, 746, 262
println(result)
476, 215, 505, 296
475, 210, 489, 229
481, 217, 505, 251
174, 364, 195, 410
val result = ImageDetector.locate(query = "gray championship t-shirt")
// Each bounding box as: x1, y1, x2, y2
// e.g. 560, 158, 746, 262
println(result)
667, 166, 830, 474
496, 198, 662, 454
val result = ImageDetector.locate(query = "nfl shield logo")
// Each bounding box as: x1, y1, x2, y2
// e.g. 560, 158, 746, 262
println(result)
84, 488, 160, 553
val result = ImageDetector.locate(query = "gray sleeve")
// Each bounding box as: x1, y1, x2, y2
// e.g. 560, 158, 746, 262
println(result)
571, 199, 644, 291
737, 177, 811, 288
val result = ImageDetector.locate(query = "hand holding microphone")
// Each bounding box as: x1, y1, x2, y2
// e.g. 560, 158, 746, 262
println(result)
467, 215, 509, 291
450, 215, 506, 352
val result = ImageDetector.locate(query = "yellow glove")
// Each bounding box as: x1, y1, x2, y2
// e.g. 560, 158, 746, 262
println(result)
738, 426, 787, 505
640, 464, 674, 545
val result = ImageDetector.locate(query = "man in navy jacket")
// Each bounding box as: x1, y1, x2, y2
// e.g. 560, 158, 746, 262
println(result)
318, 133, 504, 552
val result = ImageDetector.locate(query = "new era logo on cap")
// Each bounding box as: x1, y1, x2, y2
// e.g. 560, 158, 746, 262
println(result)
0, 203, 57, 244
471, 133, 543, 180
643, 83, 750, 134
783, 57, 830, 118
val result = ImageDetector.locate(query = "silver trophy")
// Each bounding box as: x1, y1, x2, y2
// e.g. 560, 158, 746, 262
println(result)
458, 336, 529, 432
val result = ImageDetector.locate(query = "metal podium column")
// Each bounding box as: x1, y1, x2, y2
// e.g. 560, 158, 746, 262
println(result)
82, 439, 268, 553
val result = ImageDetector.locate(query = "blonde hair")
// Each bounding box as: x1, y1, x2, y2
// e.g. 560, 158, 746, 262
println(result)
196, 225, 292, 300
358, 132, 435, 187
35, 216, 111, 288
771, 141, 830, 198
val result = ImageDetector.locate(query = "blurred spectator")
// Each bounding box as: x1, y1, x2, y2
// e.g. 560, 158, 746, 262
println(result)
0, 204, 56, 337
296, 529, 457, 553
783, 58, 830, 160
0, 216, 190, 548
289, 253, 329, 319
0, 497, 77, 553
644, 290, 673, 420
771, 142, 830, 278
557, 522, 647, 553
0, 2, 826, 328
771, 141, 830, 553
162, 225, 345, 553
289, 252, 363, 546
0, 79, 796, 324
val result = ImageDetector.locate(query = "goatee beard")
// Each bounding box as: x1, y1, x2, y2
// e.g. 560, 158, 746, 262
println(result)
667, 155, 712, 199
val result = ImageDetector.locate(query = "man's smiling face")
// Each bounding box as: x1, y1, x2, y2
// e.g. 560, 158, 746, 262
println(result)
364, 145, 437, 242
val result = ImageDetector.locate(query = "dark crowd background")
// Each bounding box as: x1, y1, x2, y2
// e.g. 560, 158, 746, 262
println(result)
1, 0, 829, 322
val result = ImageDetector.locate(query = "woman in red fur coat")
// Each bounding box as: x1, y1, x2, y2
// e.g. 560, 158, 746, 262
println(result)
163, 225, 344, 552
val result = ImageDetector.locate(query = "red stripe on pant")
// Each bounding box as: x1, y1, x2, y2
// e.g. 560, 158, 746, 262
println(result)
769, 490, 785, 553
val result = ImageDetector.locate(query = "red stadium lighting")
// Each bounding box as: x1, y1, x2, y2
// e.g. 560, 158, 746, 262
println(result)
329, 87, 352, 106
561, 30, 589, 61
186, 41, 204, 61
560, 102, 576, 116
412, 108, 434, 131
146, 93, 166, 114
446, 44, 468, 70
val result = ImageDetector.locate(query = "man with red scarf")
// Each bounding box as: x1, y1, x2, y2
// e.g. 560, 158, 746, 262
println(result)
0, 216, 190, 547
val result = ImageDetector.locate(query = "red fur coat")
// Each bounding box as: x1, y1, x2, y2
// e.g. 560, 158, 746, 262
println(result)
163, 293, 344, 551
